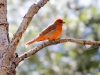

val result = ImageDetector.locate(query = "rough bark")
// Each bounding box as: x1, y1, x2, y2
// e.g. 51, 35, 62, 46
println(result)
0, 0, 49, 75
0, 0, 11, 75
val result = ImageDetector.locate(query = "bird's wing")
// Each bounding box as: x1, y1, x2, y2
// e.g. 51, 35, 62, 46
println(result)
39, 24, 57, 36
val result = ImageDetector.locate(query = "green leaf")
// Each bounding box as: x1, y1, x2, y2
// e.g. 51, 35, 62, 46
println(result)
97, 72, 100, 75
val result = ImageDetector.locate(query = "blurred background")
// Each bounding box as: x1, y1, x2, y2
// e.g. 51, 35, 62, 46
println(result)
7, 0, 100, 75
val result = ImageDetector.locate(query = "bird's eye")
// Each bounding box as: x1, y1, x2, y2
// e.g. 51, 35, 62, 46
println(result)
59, 21, 63, 23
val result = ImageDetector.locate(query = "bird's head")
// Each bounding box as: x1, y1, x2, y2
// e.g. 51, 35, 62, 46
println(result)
54, 18, 65, 25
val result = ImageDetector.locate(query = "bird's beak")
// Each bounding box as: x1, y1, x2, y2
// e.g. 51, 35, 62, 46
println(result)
63, 22, 65, 24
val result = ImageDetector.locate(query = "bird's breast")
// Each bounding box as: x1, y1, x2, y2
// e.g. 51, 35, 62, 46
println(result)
56, 25, 62, 32
44, 25, 62, 40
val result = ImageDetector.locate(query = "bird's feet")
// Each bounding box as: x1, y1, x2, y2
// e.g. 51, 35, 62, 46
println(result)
48, 38, 60, 43
47, 38, 54, 43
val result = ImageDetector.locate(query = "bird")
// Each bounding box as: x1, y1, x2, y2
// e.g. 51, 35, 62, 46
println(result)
25, 18, 65, 47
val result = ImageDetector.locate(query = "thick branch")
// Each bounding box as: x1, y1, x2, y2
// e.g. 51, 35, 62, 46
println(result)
16, 38, 100, 65
6, 0, 49, 58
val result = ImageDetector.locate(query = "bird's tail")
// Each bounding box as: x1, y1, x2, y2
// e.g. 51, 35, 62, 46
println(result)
25, 36, 46, 48
25, 39, 36, 48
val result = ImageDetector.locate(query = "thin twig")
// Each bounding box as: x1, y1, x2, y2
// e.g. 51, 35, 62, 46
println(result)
16, 38, 100, 65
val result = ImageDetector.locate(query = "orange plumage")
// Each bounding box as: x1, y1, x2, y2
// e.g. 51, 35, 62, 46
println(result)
25, 18, 65, 47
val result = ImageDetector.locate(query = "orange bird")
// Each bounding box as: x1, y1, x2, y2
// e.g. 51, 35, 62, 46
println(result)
25, 18, 65, 47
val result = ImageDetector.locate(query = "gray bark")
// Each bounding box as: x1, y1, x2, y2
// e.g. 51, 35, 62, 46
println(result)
0, 0, 49, 75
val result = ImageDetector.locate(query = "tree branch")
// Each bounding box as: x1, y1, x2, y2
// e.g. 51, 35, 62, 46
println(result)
16, 38, 100, 65
6, 0, 49, 58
